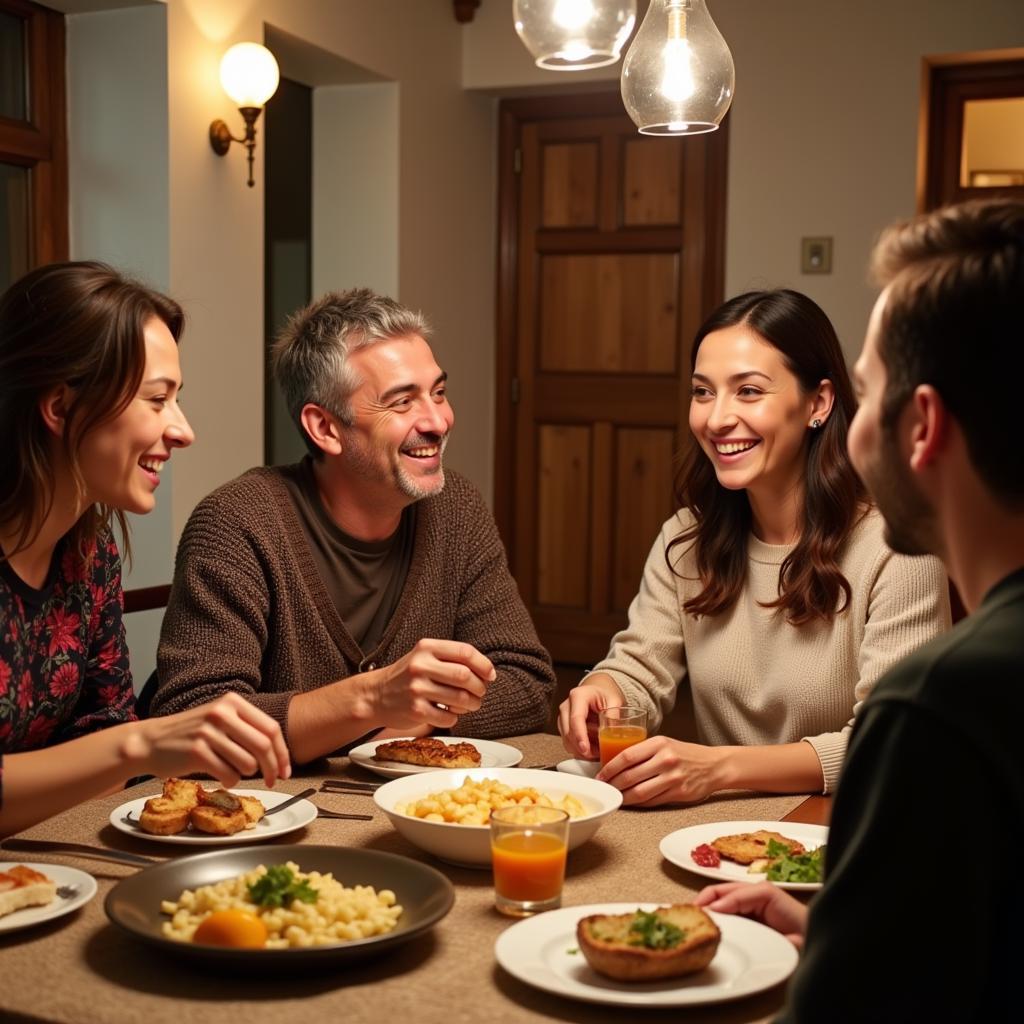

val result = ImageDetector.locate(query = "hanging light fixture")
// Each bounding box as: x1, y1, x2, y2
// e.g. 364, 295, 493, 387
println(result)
513, 0, 637, 71
620, 0, 734, 135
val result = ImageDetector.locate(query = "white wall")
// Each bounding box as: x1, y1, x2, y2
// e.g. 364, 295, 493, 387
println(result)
463, 0, 1024, 359
67, 3, 171, 691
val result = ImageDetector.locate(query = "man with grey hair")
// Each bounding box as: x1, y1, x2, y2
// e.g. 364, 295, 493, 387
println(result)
152, 288, 555, 761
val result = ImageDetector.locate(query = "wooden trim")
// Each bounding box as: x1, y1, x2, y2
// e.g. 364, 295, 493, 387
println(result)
123, 584, 171, 615
782, 795, 831, 827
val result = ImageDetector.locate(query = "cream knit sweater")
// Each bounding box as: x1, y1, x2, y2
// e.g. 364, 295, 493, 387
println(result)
592, 509, 951, 792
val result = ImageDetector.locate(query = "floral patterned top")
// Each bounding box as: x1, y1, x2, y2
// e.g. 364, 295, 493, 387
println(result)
0, 530, 137, 804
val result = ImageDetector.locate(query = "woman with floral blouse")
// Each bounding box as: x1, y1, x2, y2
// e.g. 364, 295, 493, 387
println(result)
0, 261, 289, 835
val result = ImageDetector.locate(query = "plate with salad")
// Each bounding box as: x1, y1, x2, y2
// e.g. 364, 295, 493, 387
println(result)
659, 820, 828, 892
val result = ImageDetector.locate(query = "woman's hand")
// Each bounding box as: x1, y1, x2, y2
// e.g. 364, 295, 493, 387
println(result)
557, 674, 626, 759
124, 692, 292, 789
693, 882, 808, 949
596, 735, 728, 805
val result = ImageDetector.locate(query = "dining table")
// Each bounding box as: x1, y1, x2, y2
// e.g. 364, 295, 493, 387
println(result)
0, 733, 829, 1024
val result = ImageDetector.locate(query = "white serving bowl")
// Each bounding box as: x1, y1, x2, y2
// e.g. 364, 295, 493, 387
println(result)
373, 766, 623, 868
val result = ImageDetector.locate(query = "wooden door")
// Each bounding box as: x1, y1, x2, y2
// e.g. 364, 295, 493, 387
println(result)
495, 94, 727, 664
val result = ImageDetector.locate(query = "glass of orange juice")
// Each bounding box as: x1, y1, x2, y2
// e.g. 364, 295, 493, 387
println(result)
489, 805, 569, 917
598, 705, 648, 766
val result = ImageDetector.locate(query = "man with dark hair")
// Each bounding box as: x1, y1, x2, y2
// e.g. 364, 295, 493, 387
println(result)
153, 288, 555, 762
696, 198, 1024, 1020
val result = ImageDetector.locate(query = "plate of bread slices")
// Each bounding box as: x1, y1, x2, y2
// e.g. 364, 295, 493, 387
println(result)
348, 736, 523, 779
495, 902, 798, 1006
0, 862, 97, 934
110, 779, 317, 845
659, 820, 829, 891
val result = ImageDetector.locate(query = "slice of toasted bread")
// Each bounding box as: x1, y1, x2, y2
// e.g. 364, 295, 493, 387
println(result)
0, 865, 57, 918
139, 796, 192, 835
238, 795, 265, 827
161, 778, 201, 810
373, 737, 482, 769
577, 905, 721, 981
711, 830, 805, 865
189, 804, 247, 836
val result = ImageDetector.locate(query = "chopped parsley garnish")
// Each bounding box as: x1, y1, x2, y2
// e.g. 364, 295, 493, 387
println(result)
627, 910, 686, 950
247, 865, 318, 908
763, 840, 827, 883
566, 947, 579, 955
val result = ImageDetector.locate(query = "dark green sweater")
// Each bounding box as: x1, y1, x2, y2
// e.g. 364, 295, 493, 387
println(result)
779, 568, 1024, 1022
153, 467, 555, 748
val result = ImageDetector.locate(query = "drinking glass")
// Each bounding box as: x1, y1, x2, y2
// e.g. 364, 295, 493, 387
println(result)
598, 705, 648, 766
490, 805, 569, 917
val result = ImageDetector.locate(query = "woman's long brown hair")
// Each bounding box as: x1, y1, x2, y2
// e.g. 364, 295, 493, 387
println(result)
670, 289, 867, 626
0, 261, 184, 563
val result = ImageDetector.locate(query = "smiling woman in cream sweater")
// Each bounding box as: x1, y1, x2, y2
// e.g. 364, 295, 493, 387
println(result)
558, 290, 949, 805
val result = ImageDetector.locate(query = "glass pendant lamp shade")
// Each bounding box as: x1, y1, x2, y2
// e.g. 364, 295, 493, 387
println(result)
219, 42, 280, 108
513, 0, 637, 71
620, 0, 734, 135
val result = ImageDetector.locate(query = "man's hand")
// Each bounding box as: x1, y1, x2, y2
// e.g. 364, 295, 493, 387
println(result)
557, 673, 626, 759
126, 692, 291, 788
693, 881, 808, 949
369, 638, 496, 731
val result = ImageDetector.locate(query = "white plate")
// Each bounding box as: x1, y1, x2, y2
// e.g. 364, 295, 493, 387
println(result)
495, 902, 798, 1007
556, 758, 600, 778
0, 862, 97, 935
109, 789, 317, 846
659, 820, 828, 892
348, 736, 523, 779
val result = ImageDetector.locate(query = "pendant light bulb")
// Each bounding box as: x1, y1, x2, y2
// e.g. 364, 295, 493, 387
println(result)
513, 0, 637, 71
621, 0, 734, 135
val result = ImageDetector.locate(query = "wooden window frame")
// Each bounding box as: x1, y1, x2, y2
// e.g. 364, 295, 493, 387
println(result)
0, 0, 68, 268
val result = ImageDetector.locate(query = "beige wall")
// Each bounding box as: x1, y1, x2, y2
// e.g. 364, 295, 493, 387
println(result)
464, 0, 1024, 359
66, 0, 1024, 573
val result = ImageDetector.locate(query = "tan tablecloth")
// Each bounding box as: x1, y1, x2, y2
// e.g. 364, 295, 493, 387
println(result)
0, 734, 810, 1024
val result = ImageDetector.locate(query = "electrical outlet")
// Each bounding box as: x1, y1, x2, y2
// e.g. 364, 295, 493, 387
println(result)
801, 236, 833, 274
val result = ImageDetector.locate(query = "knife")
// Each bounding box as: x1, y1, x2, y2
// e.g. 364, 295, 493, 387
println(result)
1, 838, 158, 867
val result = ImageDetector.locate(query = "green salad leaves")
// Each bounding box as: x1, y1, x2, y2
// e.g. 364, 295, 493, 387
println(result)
247, 865, 319, 908
627, 910, 686, 950
763, 840, 827, 883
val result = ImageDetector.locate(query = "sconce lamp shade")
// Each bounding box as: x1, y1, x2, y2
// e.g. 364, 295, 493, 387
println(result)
219, 42, 280, 108
513, 0, 636, 71
621, 0, 733, 135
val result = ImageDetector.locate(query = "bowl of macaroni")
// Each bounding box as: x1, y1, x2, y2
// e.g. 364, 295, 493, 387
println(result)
373, 767, 622, 867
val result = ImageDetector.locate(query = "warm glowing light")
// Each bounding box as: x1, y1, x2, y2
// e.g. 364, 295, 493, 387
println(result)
660, 38, 694, 101
552, 0, 594, 30
219, 42, 279, 108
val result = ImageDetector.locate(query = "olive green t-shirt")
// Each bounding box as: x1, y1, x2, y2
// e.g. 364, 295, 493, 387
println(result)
281, 458, 415, 656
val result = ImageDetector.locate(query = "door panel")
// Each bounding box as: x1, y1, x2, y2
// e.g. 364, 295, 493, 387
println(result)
496, 93, 727, 664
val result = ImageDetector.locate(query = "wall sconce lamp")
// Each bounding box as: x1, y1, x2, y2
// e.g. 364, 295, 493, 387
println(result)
208, 42, 280, 187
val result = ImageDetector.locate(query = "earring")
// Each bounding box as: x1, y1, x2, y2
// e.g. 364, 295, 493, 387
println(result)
810, 418, 822, 429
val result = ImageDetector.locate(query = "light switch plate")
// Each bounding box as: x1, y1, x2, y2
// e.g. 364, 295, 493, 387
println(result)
801, 236, 833, 274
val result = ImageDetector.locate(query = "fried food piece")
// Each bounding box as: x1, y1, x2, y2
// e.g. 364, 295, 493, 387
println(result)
238, 795, 265, 827
189, 804, 247, 836
711, 830, 806, 865
0, 865, 57, 918
373, 737, 482, 769
162, 778, 202, 808
196, 787, 242, 812
577, 905, 720, 981
139, 797, 192, 835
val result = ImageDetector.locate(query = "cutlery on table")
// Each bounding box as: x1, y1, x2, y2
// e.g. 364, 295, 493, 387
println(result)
313, 808, 374, 821
263, 787, 317, 815
319, 779, 380, 793
1, 838, 158, 868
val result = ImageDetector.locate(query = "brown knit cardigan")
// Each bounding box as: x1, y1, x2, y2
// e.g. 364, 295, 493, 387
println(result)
152, 466, 555, 746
